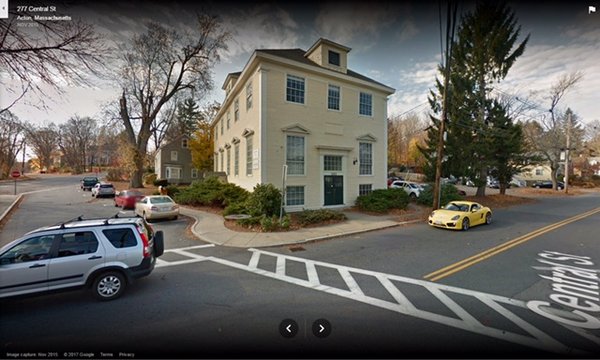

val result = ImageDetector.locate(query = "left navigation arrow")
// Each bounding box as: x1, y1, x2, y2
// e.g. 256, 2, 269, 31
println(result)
279, 319, 298, 338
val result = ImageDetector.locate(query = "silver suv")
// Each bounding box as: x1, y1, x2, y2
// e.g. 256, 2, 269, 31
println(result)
0, 216, 164, 301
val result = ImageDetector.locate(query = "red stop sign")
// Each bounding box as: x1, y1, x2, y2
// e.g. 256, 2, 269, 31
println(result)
11, 170, 21, 178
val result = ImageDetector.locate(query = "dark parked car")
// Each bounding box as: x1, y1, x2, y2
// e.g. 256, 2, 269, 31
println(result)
531, 181, 564, 190
81, 177, 99, 191
114, 190, 145, 210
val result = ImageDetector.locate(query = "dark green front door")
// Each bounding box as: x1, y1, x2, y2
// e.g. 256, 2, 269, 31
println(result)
324, 175, 343, 206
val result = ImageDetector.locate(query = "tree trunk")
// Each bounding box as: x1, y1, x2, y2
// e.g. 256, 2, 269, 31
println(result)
499, 183, 507, 195
129, 147, 145, 188
475, 167, 487, 196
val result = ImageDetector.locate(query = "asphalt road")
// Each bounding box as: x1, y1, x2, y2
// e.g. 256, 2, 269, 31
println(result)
1, 175, 599, 358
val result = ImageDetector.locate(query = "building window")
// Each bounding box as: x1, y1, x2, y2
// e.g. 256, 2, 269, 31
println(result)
246, 82, 253, 110
286, 75, 305, 104
324, 155, 342, 171
234, 143, 239, 176
328, 50, 340, 66
227, 112, 230, 129
166, 166, 181, 179
226, 148, 231, 175
286, 135, 305, 175
181, 138, 188, 148
220, 152, 224, 172
214, 153, 218, 171
246, 135, 253, 176
191, 168, 198, 179
359, 184, 373, 196
535, 168, 543, 176
215, 127, 218, 141
220, 119, 224, 135
171, 151, 178, 161
286, 186, 305, 206
328, 85, 340, 111
234, 99, 240, 122
359, 142, 373, 175
359, 92, 373, 116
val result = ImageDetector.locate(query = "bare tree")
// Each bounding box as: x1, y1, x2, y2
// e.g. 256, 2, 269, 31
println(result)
523, 72, 583, 189
58, 116, 98, 173
116, 14, 229, 187
0, 10, 107, 113
25, 123, 60, 171
0, 111, 25, 178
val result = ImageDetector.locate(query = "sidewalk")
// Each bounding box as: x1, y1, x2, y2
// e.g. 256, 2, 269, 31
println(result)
180, 206, 418, 248
0, 194, 23, 223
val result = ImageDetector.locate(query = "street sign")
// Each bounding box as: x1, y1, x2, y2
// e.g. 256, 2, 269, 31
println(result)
11, 170, 21, 178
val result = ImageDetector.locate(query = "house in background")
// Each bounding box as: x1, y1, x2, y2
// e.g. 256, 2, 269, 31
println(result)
517, 164, 554, 183
155, 137, 199, 184
211, 38, 395, 211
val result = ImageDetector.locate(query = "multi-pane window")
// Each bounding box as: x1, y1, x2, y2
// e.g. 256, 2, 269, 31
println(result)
166, 166, 181, 179
328, 50, 340, 66
226, 148, 231, 175
227, 112, 230, 129
286, 135, 305, 175
246, 135, 253, 176
234, 143, 239, 176
191, 168, 198, 178
359, 92, 373, 116
359, 142, 373, 175
214, 153, 218, 171
286, 75, 305, 104
359, 184, 373, 196
181, 139, 188, 148
246, 82, 253, 110
234, 99, 240, 122
535, 168, 543, 176
220, 119, 224, 135
324, 155, 342, 171
220, 152, 224, 172
286, 186, 305, 206
171, 151, 178, 161
328, 85, 340, 110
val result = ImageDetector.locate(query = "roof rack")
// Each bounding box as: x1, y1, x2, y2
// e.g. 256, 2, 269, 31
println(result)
56, 215, 84, 229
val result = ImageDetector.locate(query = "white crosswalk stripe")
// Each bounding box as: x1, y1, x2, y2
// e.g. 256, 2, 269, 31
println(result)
156, 245, 599, 354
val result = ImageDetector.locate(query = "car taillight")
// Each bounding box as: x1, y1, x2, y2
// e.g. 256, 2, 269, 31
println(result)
151, 206, 159, 211
138, 227, 151, 258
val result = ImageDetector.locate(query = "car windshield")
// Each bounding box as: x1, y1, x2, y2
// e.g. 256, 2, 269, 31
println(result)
83, 177, 97, 181
100, 184, 113, 188
150, 196, 173, 204
444, 203, 468, 212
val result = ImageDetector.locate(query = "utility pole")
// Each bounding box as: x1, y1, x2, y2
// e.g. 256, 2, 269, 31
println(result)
432, 2, 457, 210
564, 112, 571, 194
21, 141, 26, 175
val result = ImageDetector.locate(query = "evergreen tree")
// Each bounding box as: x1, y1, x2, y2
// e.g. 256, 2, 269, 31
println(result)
423, 1, 529, 195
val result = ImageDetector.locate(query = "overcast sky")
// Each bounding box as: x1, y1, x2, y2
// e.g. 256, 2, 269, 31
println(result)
2, 0, 599, 127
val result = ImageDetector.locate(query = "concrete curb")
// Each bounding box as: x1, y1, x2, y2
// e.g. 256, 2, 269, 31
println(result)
0, 194, 24, 223
182, 205, 423, 248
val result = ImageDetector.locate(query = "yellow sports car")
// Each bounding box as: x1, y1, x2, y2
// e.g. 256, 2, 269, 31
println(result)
428, 201, 492, 230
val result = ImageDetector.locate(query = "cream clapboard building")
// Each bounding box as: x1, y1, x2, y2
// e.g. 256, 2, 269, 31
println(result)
212, 38, 395, 211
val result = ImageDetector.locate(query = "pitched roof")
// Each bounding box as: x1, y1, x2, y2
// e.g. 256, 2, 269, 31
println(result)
255, 48, 392, 90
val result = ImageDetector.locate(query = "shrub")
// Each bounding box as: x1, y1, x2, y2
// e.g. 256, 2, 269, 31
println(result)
174, 176, 249, 208
165, 184, 182, 197
153, 178, 169, 187
280, 215, 291, 230
223, 202, 249, 216
244, 183, 282, 217
355, 188, 410, 213
106, 167, 127, 181
296, 209, 347, 225
417, 184, 463, 207
143, 173, 158, 185
237, 215, 262, 227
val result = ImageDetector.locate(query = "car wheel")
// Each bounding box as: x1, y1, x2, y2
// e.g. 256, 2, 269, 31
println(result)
462, 218, 470, 231
409, 193, 417, 200
92, 272, 126, 301
535, 185, 540, 189
114, 201, 119, 207
485, 212, 492, 225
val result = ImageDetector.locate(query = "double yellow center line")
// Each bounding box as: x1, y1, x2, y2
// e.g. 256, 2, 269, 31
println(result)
424, 207, 600, 282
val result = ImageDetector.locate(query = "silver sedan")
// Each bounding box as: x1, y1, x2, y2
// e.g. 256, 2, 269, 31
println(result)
134, 195, 179, 222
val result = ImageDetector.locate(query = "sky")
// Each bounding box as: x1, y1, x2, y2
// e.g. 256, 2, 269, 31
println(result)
2, 0, 599, 128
